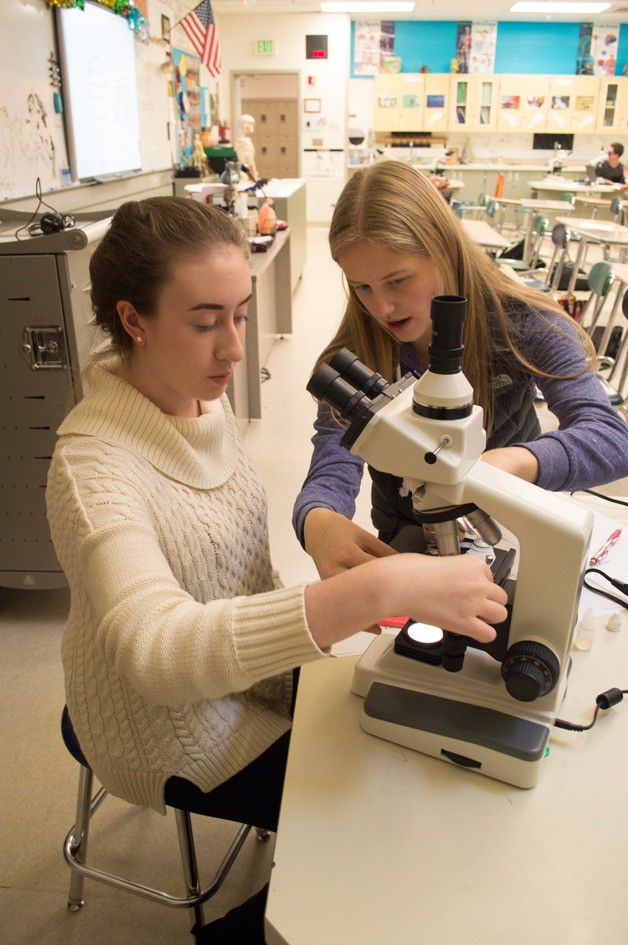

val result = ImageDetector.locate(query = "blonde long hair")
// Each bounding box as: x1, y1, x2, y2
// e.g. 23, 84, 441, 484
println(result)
318, 161, 594, 434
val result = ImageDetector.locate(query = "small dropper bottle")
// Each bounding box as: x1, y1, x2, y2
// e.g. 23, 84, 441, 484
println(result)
574, 608, 595, 651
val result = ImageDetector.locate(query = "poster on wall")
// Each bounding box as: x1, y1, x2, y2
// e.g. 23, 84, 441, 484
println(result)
591, 24, 619, 76
354, 20, 395, 76
469, 22, 497, 74
455, 22, 472, 73
576, 23, 594, 74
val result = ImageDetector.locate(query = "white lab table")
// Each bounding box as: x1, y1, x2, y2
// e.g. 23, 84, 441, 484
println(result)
266, 491, 628, 945
226, 228, 292, 426
266, 610, 628, 945
529, 177, 621, 199
461, 218, 510, 251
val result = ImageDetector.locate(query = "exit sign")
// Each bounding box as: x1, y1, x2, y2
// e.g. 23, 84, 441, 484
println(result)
255, 39, 275, 56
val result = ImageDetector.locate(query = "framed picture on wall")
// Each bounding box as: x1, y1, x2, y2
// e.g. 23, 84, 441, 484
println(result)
304, 98, 321, 113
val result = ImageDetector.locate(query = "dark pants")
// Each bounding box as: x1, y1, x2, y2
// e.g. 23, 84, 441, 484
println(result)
164, 729, 290, 833
164, 669, 299, 944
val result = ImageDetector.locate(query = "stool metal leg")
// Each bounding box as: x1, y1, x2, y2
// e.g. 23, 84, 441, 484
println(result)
64, 760, 255, 927
174, 808, 205, 930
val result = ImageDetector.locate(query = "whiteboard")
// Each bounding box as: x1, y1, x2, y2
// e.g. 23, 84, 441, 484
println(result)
0, 0, 173, 202
0, 1, 69, 200
57, 3, 142, 181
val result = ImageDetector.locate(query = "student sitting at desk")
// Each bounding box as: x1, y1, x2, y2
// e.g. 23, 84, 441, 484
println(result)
596, 142, 628, 190
46, 196, 508, 945
293, 161, 628, 578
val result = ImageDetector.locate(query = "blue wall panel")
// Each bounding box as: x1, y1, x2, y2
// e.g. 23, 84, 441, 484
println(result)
617, 31, 628, 78
494, 23, 582, 75
351, 21, 626, 79
394, 21, 459, 74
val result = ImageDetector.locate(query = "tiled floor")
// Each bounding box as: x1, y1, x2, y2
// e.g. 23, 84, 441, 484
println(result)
1, 222, 627, 945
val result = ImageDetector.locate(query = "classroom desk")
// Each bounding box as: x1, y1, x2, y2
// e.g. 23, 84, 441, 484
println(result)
265, 595, 628, 945
556, 216, 628, 294
519, 198, 574, 261
573, 194, 618, 222
529, 178, 619, 199
461, 218, 509, 251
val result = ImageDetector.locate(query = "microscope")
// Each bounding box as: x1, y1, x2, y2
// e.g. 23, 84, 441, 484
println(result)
307, 296, 593, 788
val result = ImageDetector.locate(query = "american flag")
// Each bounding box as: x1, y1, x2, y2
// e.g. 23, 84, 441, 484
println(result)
180, 1, 222, 78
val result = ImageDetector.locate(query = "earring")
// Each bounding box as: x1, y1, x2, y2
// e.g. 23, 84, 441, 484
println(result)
135, 336, 142, 343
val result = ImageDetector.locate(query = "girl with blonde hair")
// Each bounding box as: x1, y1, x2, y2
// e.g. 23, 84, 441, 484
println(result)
294, 161, 628, 578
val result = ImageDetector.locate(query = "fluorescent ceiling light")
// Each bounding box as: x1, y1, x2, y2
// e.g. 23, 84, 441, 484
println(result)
321, 2, 415, 11
510, 2, 610, 11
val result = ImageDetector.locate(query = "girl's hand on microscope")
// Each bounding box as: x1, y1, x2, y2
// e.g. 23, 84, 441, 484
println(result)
481, 446, 540, 484
407, 555, 507, 643
304, 553, 507, 650
303, 508, 397, 580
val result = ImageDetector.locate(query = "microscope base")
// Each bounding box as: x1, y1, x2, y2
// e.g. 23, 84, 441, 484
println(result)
352, 633, 566, 789
362, 681, 550, 788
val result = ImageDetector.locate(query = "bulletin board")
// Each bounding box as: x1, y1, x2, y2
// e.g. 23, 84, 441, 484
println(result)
172, 47, 209, 165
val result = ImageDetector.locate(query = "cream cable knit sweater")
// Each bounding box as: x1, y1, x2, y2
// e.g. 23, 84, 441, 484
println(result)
47, 358, 325, 814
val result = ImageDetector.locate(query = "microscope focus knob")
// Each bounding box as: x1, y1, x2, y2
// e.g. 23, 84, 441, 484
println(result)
501, 641, 560, 702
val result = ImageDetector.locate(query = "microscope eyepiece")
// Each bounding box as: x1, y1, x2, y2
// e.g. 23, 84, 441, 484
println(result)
328, 349, 389, 399
306, 364, 371, 421
307, 348, 392, 425
428, 295, 467, 376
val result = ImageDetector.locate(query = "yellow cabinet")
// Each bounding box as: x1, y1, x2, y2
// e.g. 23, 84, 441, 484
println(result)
546, 75, 598, 134
450, 75, 499, 132
496, 76, 550, 132
374, 73, 628, 136
597, 77, 627, 134
373, 73, 449, 133
374, 73, 425, 132
423, 74, 450, 132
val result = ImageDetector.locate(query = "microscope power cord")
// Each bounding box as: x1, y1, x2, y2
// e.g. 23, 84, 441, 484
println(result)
583, 568, 628, 609
554, 688, 628, 732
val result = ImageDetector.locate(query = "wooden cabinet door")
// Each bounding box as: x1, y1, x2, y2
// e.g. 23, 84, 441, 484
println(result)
396, 75, 426, 131
374, 74, 426, 132
547, 75, 598, 134
423, 74, 449, 132
473, 76, 499, 131
450, 75, 471, 131
374, 73, 403, 131
497, 76, 549, 132
597, 77, 627, 134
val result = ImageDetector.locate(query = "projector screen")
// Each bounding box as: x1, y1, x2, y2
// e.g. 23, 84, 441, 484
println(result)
56, 2, 142, 181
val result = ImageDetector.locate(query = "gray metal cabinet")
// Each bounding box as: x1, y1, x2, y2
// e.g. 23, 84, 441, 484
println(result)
0, 213, 110, 589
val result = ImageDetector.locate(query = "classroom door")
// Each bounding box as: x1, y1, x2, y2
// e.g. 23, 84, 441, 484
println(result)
241, 98, 299, 179
234, 73, 300, 180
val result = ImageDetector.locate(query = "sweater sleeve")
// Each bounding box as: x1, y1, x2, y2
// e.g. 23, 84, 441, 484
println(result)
517, 311, 628, 492
50, 452, 325, 707
292, 402, 366, 547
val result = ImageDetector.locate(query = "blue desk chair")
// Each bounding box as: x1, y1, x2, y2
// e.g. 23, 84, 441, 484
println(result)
452, 191, 487, 220
61, 706, 264, 931
495, 214, 549, 272
580, 261, 616, 339
536, 263, 622, 408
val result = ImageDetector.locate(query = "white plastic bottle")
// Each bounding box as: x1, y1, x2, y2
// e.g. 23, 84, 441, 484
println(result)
574, 608, 595, 651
